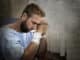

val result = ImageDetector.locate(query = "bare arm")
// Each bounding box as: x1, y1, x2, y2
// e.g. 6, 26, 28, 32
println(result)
21, 38, 47, 60
21, 42, 39, 60
36, 38, 47, 60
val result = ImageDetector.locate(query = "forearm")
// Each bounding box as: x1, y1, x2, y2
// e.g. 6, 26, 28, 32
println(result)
39, 38, 47, 54
36, 38, 47, 59
21, 42, 39, 60
21, 32, 42, 60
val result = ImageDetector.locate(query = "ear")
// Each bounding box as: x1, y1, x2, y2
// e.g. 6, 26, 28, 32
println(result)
21, 13, 28, 21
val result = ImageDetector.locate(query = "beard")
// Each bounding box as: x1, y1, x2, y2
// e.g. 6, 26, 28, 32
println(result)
20, 21, 30, 32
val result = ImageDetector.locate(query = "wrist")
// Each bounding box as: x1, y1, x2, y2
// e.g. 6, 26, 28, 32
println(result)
42, 34, 47, 38
32, 32, 42, 45
37, 30, 43, 34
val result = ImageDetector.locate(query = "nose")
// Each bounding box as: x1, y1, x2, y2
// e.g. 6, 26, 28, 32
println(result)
32, 24, 37, 30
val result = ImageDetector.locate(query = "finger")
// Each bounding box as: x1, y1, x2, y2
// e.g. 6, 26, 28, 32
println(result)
40, 20, 48, 25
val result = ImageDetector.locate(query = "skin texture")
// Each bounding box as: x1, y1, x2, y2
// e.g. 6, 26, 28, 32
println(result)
21, 39, 47, 60
20, 13, 44, 32
36, 38, 47, 60
7, 13, 48, 60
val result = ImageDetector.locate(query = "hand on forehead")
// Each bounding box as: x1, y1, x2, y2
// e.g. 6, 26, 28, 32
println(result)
40, 18, 48, 25
30, 16, 45, 23
31, 14, 45, 20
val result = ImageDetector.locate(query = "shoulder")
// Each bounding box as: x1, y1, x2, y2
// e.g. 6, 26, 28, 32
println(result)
0, 26, 20, 40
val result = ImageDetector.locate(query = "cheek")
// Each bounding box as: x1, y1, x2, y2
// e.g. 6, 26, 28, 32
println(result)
33, 25, 37, 30
26, 20, 33, 29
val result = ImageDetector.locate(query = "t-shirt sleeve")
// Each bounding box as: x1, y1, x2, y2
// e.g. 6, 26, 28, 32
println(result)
22, 32, 34, 48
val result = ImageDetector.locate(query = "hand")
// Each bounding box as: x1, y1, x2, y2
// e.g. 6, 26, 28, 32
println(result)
37, 21, 48, 34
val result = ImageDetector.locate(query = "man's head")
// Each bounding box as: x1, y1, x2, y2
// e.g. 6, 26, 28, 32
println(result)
20, 3, 45, 32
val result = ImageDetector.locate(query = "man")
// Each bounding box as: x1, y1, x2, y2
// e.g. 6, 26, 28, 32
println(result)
0, 3, 48, 60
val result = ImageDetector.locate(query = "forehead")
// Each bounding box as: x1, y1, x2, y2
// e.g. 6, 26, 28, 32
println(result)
31, 14, 44, 23
31, 14, 41, 19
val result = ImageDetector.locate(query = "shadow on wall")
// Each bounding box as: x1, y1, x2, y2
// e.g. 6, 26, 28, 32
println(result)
0, 0, 12, 27
0, 17, 17, 27
0, 0, 11, 17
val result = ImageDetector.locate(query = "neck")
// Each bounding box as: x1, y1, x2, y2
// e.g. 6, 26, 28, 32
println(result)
7, 19, 21, 32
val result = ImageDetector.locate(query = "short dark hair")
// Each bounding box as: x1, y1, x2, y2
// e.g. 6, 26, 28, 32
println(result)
22, 3, 45, 17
